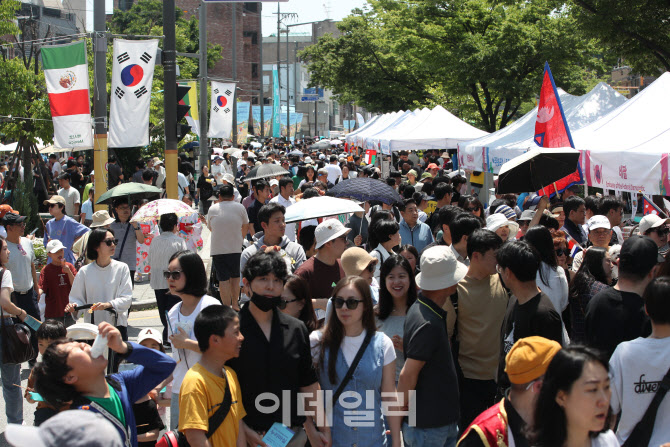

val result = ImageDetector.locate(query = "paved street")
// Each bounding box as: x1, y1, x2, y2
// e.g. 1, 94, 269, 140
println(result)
0, 226, 212, 442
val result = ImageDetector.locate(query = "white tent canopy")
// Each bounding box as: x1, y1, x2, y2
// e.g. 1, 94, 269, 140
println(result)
344, 115, 380, 142
458, 82, 626, 173
369, 107, 433, 152
378, 105, 488, 153
348, 111, 405, 148
364, 109, 423, 150
572, 72, 670, 195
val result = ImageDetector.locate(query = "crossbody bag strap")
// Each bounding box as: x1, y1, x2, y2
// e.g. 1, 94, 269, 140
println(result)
206, 371, 233, 438
332, 331, 373, 404
622, 364, 670, 447
115, 224, 132, 261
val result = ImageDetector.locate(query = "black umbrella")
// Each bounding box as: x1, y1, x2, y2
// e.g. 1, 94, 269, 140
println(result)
244, 163, 290, 181
497, 147, 581, 194
328, 177, 403, 205
96, 183, 161, 205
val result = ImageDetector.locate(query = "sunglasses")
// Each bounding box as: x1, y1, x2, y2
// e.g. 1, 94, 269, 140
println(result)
466, 207, 479, 212
103, 238, 119, 246
163, 270, 183, 280
655, 227, 669, 236
48, 204, 59, 208
277, 297, 301, 310
555, 248, 570, 256
332, 297, 363, 310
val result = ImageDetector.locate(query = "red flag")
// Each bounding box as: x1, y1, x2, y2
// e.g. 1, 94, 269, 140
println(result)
642, 195, 664, 216
535, 62, 583, 197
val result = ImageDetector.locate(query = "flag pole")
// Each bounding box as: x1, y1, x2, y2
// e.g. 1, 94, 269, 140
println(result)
93, 0, 108, 211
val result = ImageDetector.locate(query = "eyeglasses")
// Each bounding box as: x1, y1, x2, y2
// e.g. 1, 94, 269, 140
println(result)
555, 248, 570, 256
277, 298, 301, 310
331, 297, 363, 310
163, 270, 183, 280
103, 238, 119, 246
655, 227, 669, 236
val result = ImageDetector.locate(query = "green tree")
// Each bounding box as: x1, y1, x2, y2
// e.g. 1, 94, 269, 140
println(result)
302, 0, 609, 132
570, 0, 670, 73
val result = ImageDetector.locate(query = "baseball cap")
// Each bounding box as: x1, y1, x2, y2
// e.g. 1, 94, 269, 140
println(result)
619, 235, 664, 274
6, 409, 123, 447
269, 179, 279, 187
341, 247, 378, 276
416, 245, 467, 291
222, 173, 235, 184
420, 172, 433, 181
137, 328, 162, 346
407, 169, 418, 178
639, 214, 670, 235
43, 195, 66, 206
426, 163, 439, 170
0, 205, 18, 219
587, 215, 611, 231
315, 219, 351, 249
505, 336, 562, 384
46, 239, 66, 254
2, 212, 26, 225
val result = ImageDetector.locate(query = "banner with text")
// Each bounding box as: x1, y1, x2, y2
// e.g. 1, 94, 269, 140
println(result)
237, 101, 250, 145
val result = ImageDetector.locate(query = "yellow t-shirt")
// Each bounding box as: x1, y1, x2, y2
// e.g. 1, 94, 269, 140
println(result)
179, 364, 246, 447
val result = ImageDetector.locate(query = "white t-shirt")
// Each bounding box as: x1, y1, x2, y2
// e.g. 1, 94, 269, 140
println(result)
325, 163, 342, 184
207, 201, 249, 255
610, 337, 670, 447
591, 430, 620, 447
310, 329, 395, 367
536, 262, 568, 312
168, 295, 221, 393
1, 268, 14, 292
177, 172, 189, 200
51, 161, 62, 177
6, 238, 35, 293
58, 187, 81, 216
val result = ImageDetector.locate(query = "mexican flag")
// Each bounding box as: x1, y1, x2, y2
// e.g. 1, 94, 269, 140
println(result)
179, 80, 200, 137
41, 40, 93, 149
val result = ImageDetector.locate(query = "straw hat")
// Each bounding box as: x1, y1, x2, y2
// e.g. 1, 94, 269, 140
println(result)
90, 210, 115, 228
341, 247, 377, 276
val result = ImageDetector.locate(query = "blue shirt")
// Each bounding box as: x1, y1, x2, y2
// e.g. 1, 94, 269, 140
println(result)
44, 215, 90, 265
399, 219, 434, 254
81, 199, 93, 220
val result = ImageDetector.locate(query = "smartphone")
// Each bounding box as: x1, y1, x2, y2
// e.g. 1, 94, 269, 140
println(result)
165, 311, 174, 336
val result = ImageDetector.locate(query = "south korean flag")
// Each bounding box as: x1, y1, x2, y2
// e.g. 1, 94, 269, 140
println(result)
208, 81, 236, 139
109, 39, 159, 148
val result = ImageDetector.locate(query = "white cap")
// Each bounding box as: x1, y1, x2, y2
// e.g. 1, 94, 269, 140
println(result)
486, 213, 519, 236
587, 215, 611, 231
137, 328, 162, 346
270, 179, 279, 187
315, 219, 351, 249
319, 153, 326, 160
6, 409, 123, 447
639, 214, 670, 235
46, 239, 66, 254
304, 157, 313, 164
416, 246, 467, 291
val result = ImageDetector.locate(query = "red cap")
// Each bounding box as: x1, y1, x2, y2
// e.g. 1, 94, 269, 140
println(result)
0, 205, 18, 219
427, 163, 439, 170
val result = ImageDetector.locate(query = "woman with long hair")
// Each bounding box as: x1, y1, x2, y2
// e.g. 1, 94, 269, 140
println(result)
398, 244, 419, 275
280, 275, 318, 332
165, 250, 221, 429
369, 219, 401, 283
376, 255, 417, 383
524, 225, 569, 316
530, 345, 618, 447
568, 247, 613, 343
221, 152, 234, 176
315, 276, 400, 447
460, 195, 485, 220
298, 166, 317, 188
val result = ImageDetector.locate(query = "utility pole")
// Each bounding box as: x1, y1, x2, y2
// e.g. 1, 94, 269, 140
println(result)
231, 3, 238, 147
198, 0, 208, 172
286, 28, 290, 141
276, 2, 281, 139
93, 0, 108, 211
259, 2, 264, 138
163, 0, 178, 199
274, 7, 297, 140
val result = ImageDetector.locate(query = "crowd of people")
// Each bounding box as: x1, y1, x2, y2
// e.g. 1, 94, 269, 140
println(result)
0, 142, 669, 447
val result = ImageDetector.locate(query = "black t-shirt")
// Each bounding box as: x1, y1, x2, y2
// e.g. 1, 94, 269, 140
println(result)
227, 305, 318, 431
498, 292, 562, 385
108, 163, 123, 188
197, 174, 215, 200
584, 287, 651, 359
247, 199, 265, 233
403, 295, 460, 428
133, 399, 164, 447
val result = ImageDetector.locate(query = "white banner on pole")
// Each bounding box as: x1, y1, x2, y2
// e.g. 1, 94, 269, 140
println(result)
207, 81, 236, 139
108, 39, 159, 148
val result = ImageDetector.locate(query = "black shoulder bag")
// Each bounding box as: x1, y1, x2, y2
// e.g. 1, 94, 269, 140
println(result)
332, 331, 373, 404
622, 364, 670, 447
114, 224, 132, 262
156, 372, 233, 447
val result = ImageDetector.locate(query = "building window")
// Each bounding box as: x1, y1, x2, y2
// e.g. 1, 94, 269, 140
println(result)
251, 63, 259, 79
252, 97, 259, 105
243, 3, 258, 13
243, 31, 258, 45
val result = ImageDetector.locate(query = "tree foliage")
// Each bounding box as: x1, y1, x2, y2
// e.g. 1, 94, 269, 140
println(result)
570, 0, 670, 73
301, 0, 611, 132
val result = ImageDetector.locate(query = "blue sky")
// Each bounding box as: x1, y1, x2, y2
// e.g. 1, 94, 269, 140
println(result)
261, 0, 368, 36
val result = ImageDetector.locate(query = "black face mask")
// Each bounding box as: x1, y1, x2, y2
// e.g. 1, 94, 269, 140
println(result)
250, 292, 282, 312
